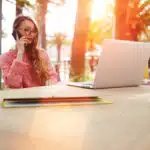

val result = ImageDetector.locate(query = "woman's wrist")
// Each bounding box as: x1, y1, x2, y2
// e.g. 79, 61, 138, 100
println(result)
17, 52, 23, 61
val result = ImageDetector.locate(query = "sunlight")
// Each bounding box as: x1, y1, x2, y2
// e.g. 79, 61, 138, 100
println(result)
46, 0, 77, 37
91, 0, 107, 21
46, 0, 107, 35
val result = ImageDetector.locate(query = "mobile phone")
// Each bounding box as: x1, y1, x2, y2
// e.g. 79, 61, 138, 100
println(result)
12, 30, 22, 40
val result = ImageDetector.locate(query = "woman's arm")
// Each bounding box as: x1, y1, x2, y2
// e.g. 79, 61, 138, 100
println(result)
0, 36, 28, 88
0, 51, 27, 88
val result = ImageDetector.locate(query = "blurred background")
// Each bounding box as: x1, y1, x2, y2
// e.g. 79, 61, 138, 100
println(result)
0, 0, 150, 83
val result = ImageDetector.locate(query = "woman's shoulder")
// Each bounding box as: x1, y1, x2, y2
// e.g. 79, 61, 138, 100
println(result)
1, 49, 17, 58
0, 49, 17, 66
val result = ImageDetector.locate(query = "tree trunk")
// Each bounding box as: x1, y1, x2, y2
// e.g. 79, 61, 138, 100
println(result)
70, 0, 92, 79
115, 0, 140, 41
36, 0, 47, 49
56, 44, 61, 82
57, 44, 61, 63
115, 0, 130, 40
16, 3, 23, 16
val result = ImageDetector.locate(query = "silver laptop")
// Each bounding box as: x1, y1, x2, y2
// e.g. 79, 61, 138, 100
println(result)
68, 39, 150, 89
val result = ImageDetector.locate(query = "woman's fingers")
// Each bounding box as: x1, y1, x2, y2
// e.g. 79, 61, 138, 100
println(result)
18, 36, 30, 44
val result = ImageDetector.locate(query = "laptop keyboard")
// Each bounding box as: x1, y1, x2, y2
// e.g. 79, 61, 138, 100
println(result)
81, 82, 94, 87
67, 81, 94, 88
82, 83, 93, 86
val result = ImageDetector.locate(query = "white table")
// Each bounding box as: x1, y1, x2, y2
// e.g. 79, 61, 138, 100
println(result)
0, 85, 150, 150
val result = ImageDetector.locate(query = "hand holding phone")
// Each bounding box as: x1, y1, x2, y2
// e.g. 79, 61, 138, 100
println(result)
16, 32, 28, 61
16, 32, 30, 51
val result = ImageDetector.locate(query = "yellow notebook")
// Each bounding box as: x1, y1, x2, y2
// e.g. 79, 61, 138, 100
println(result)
144, 67, 149, 79
1, 96, 113, 108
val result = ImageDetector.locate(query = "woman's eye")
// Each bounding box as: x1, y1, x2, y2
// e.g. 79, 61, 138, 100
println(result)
32, 30, 36, 33
24, 28, 29, 32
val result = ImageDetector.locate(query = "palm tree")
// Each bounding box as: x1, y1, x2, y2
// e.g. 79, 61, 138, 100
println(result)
47, 32, 67, 63
35, 0, 47, 49
16, 0, 32, 16
47, 32, 67, 81
70, 0, 92, 81
5, 0, 32, 16
35, 0, 64, 49
115, 0, 132, 40
6, 0, 32, 16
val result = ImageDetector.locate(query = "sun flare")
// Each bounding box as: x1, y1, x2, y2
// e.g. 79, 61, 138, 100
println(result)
91, 0, 107, 21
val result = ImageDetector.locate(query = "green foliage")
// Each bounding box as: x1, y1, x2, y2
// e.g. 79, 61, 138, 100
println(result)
69, 65, 93, 82
47, 32, 67, 46
62, 40, 72, 45
16, 0, 33, 7
87, 18, 113, 51
87, 3, 114, 49
70, 74, 92, 82
47, 39, 71, 46
69, 72, 93, 82
127, 0, 150, 41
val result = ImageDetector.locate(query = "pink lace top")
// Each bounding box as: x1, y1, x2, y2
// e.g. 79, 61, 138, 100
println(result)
0, 49, 58, 88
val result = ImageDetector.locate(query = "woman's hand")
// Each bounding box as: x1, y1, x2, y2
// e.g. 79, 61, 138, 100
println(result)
46, 79, 58, 86
16, 35, 29, 61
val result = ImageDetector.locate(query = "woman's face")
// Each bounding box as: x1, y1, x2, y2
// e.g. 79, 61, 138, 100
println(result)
17, 20, 37, 44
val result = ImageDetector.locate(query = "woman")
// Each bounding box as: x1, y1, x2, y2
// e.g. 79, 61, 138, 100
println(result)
0, 15, 58, 88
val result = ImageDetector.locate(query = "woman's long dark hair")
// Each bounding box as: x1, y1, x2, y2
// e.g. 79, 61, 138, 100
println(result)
13, 15, 50, 85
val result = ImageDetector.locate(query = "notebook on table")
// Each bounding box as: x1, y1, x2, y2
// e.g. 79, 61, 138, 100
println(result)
68, 39, 150, 89
1, 96, 112, 108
